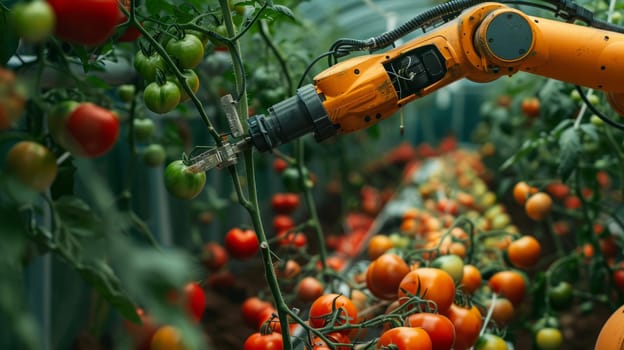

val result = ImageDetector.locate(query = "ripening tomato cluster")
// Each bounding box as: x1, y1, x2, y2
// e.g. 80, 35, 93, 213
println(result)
232, 149, 571, 350
125, 282, 206, 350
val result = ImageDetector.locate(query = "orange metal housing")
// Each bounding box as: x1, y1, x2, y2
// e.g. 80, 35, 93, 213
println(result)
313, 2, 624, 134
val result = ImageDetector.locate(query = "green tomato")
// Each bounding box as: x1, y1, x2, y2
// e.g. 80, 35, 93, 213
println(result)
548, 281, 574, 311
590, 114, 604, 127
164, 160, 206, 200
133, 118, 155, 143
133, 51, 167, 82
11, 0, 55, 43
143, 81, 181, 114
143, 144, 166, 167
432, 254, 464, 284
117, 84, 136, 103
165, 34, 205, 69
475, 334, 509, 350
169, 69, 200, 102
281, 166, 313, 193
535, 328, 563, 350
388, 233, 410, 249
186, 29, 209, 47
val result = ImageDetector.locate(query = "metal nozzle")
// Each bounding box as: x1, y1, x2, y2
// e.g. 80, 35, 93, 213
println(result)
247, 84, 335, 152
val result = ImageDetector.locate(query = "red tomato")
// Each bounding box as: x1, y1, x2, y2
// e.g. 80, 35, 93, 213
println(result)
309, 294, 358, 335
366, 253, 410, 300
243, 332, 283, 350
507, 235, 541, 268
397, 268, 456, 313
224, 228, 259, 260
271, 193, 300, 214
613, 266, 624, 292
488, 270, 526, 306
405, 313, 456, 350
295, 276, 324, 303
116, 0, 141, 42
277, 231, 307, 248
200, 242, 228, 271
273, 158, 288, 173
48, 101, 119, 157
444, 304, 483, 350
241, 297, 273, 329
47, 0, 121, 46
312, 332, 351, 350
521, 97, 540, 117
183, 282, 206, 323
123, 308, 157, 350
273, 215, 295, 233
377, 327, 433, 350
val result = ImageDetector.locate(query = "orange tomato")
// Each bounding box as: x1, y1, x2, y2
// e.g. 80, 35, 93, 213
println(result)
397, 268, 456, 313
507, 235, 541, 268
488, 270, 526, 306
366, 253, 410, 300
460, 265, 482, 294
444, 304, 483, 350
525, 192, 553, 221
367, 234, 394, 260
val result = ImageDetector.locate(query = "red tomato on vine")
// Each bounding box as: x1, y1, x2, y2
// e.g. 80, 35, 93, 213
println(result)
397, 268, 456, 313
243, 332, 283, 350
377, 326, 433, 350
183, 282, 206, 323
48, 101, 120, 158
47, 0, 121, 46
405, 312, 455, 350
309, 294, 358, 335
224, 228, 259, 259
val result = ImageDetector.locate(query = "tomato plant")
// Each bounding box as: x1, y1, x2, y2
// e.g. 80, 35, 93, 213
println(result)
163, 160, 206, 200
47, 0, 121, 46
5, 141, 57, 192
224, 227, 259, 260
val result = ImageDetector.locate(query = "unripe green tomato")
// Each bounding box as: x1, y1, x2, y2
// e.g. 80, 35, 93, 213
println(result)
117, 84, 136, 103
164, 160, 206, 200
133, 51, 167, 82
169, 69, 200, 102
535, 328, 563, 350
569, 89, 581, 102
143, 144, 166, 167
133, 118, 155, 143
143, 81, 181, 114
388, 233, 410, 249
11, 0, 56, 43
475, 333, 509, 350
548, 281, 574, 311
612, 11, 622, 23
590, 114, 604, 127
587, 94, 600, 105
165, 34, 205, 69
432, 254, 464, 284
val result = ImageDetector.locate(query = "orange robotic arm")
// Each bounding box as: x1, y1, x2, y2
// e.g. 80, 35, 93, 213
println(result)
247, 2, 624, 152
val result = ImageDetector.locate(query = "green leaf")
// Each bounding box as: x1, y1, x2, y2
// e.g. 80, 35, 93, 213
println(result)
500, 139, 536, 171
146, 0, 176, 15
54, 196, 104, 238
0, 9, 19, 66
78, 261, 140, 323
265, 4, 297, 22
557, 128, 581, 181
